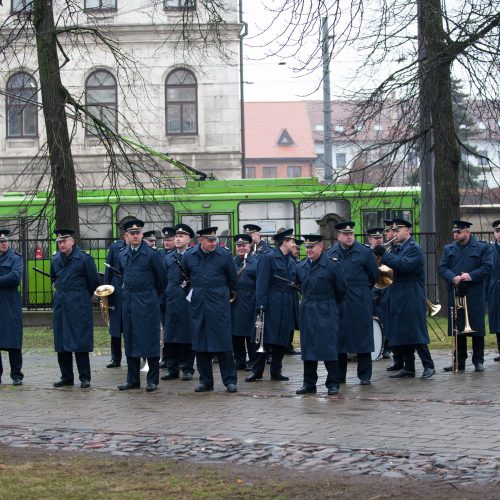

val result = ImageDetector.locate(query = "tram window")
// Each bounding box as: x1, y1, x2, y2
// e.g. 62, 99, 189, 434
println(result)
239, 201, 294, 235
299, 200, 350, 235
117, 204, 174, 232
362, 209, 413, 234
180, 214, 231, 246
79, 206, 113, 241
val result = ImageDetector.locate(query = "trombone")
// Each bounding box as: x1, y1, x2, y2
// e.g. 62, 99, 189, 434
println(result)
451, 286, 476, 372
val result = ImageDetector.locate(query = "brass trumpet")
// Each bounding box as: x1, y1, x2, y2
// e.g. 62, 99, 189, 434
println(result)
374, 237, 397, 289
94, 284, 115, 326
255, 306, 265, 353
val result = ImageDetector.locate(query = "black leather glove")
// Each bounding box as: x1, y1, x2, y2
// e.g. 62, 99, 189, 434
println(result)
373, 245, 386, 257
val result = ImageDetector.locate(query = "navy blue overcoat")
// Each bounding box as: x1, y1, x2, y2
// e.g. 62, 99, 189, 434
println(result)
382, 238, 429, 345
103, 240, 126, 338
439, 236, 493, 337
162, 250, 193, 344
487, 242, 500, 334
297, 253, 347, 361
181, 244, 237, 352
327, 241, 379, 353
231, 253, 257, 338
0, 248, 23, 349
255, 248, 295, 347
119, 242, 166, 357
51, 246, 99, 352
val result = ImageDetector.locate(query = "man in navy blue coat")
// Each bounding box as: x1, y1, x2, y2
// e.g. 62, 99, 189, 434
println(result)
181, 227, 238, 393
231, 233, 258, 370
0, 229, 24, 386
295, 235, 347, 395
327, 221, 379, 385
487, 220, 500, 362
375, 218, 435, 379
118, 219, 167, 392
160, 223, 196, 381
246, 228, 296, 383
51, 229, 100, 389
243, 224, 271, 256
439, 220, 493, 372
103, 236, 127, 368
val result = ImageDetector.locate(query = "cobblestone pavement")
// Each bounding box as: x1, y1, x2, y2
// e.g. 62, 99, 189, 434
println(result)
0, 349, 499, 484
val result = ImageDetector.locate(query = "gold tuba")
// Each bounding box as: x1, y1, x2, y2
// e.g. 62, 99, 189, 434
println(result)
94, 284, 115, 327
374, 237, 396, 289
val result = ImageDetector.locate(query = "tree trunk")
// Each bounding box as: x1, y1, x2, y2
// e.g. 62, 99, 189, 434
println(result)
421, 0, 461, 307
33, 0, 80, 241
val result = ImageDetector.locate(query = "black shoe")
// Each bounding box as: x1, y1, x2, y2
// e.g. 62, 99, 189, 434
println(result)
420, 368, 435, 379
160, 371, 179, 381
494, 355, 500, 362
118, 383, 140, 391
474, 363, 484, 372
195, 384, 214, 392
389, 369, 415, 378
271, 374, 289, 381
80, 380, 91, 389
54, 379, 74, 388
327, 386, 340, 395
146, 383, 158, 392
226, 384, 238, 393
296, 386, 316, 394
443, 365, 465, 372
12, 379, 23, 386
106, 361, 121, 368
360, 379, 371, 385
159, 360, 167, 369
245, 373, 263, 382
181, 372, 193, 381
386, 363, 403, 371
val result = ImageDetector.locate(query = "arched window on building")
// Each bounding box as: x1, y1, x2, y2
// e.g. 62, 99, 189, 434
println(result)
6, 72, 38, 138
165, 69, 197, 135
85, 69, 117, 136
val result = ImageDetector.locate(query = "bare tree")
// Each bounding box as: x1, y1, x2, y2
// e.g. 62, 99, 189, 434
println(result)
0, 0, 236, 239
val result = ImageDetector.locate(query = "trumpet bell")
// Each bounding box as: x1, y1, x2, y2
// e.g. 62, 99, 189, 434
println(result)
374, 265, 394, 289
94, 284, 115, 297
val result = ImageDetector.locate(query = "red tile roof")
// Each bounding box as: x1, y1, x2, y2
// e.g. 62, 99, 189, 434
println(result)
244, 101, 316, 159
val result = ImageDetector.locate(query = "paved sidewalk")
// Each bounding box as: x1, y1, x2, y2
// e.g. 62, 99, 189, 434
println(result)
0, 349, 499, 482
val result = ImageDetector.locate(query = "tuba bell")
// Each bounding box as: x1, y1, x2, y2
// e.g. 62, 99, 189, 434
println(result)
94, 284, 115, 327
374, 237, 396, 289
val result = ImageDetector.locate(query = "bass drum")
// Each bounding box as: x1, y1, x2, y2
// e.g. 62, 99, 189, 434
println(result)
371, 317, 384, 361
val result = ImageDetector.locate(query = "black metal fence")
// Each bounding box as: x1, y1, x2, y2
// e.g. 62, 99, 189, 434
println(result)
10, 232, 496, 310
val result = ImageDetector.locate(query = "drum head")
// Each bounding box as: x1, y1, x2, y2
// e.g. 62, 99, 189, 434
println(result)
372, 317, 383, 361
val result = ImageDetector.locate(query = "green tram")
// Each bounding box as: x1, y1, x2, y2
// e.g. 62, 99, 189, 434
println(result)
0, 177, 420, 308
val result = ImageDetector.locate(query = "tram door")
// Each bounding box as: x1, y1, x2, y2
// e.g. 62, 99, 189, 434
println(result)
180, 213, 232, 248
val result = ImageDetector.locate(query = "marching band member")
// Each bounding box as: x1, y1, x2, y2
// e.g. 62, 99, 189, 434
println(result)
374, 218, 435, 379
295, 235, 347, 395
246, 228, 296, 383
161, 223, 196, 381
103, 233, 127, 368
0, 229, 24, 386
118, 220, 167, 392
143, 230, 158, 249
231, 233, 258, 370
287, 237, 303, 355
487, 219, 500, 362
439, 220, 493, 372
243, 224, 271, 255
327, 222, 379, 385
51, 229, 99, 389
181, 227, 238, 393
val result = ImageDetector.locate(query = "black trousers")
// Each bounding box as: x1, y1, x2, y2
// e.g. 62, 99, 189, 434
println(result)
126, 356, 160, 386
196, 351, 237, 388
0, 348, 23, 381
110, 336, 122, 363
391, 345, 404, 367
251, 344, 286, 378
401, 344, 434, 371
288, 330, 295, 349
232, 336, 257, 368
497, 333, 500, 352
453, 335, 485, 366
303, 360, 341, 389
338, 352, 372, 381
57, 352, 91, 383
164, 342, 195, 375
